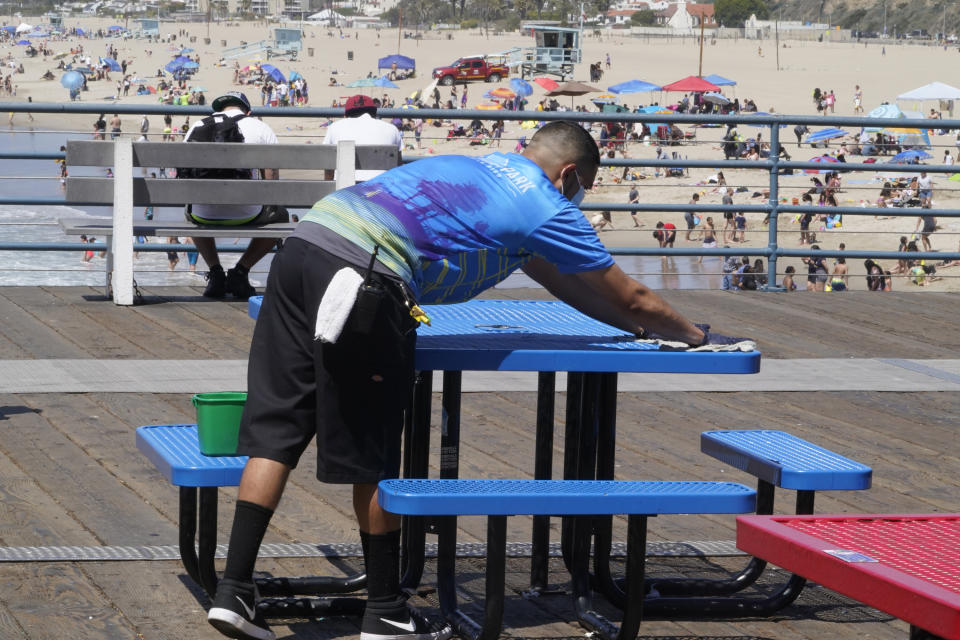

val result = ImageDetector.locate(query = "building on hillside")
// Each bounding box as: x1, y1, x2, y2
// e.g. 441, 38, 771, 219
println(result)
654, 2, 714, 29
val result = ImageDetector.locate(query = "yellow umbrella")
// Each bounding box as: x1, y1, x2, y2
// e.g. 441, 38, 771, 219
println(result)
884, 127, 922, 134
487, 87, 516, 99
477, 102, 504, 110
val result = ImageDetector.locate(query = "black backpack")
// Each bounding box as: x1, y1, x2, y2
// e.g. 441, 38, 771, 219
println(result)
178, 114, 252, 180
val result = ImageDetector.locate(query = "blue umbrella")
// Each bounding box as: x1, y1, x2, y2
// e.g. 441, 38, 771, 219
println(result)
16, 39, 30, 45
289, 71, 303, 82
888, 149, 932, 164
373, 75, 399, 89
179, 47, 194, 54
805, 127, 847, 144
510, 77, 533, 97
377, 54, 415, 70
75, 27, 85, 36
107, 25, 124, 31
0, 26, 14, 34
60, 71, 85, 90
182, 61, 199, 70
31, 31, 49, 38
703, 74, 736, 86
261, 64, 285, 83
608, 79, 661, 94
99, 56, 122, 72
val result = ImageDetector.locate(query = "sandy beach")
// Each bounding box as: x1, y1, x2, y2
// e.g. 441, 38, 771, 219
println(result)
3, 15, 960, 291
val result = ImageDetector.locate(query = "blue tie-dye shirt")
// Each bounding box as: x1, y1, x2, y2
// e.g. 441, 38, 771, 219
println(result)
301, 152, 613, 304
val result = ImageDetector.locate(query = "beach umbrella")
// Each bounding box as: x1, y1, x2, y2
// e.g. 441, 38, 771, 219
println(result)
510, 78, 533, 97
346, 77, 379, 88
702, 92, 730, 105
805, 127, 847, 144
107, 25, 124, 32
60, 71, 84, 90
289, 71, 303, 82
545, 81, 599, 97
182, 61, 199, 70
703, 74, 736, 86
373, 76, 399, 89
661, 76, 720, 92
532, 77, 559, 92
590, 94, 618, 105
190, 86, 208, 92
477, 103, 504, 110
486, 87, 515, 100
377, 54, 415, 71
15, 39, 30, 45
888, 149, 932, 164
1, 26, 14, 34
15, 23, 33, 33
179, 47, 194, 54
805, 154, 839, 174
261, 64, 285, 83
75, 27, 85, 36
608, 79, 661, 94
31, 31, 49, 38
99, 56, 122, 72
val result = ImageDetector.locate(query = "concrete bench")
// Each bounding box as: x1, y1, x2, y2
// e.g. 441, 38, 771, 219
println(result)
378, 478, 757, 640
63, 138, 399, 304
135, 424, 366, 618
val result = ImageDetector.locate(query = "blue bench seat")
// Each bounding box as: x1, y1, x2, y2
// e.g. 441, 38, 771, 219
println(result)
379, 478, 756, 640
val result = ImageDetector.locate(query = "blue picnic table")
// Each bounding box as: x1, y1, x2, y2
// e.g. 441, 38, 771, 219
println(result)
249, 296, 760, 592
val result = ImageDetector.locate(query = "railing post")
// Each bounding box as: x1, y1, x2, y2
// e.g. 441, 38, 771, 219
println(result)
111, 137, 135, 305
765, 121, 782, 291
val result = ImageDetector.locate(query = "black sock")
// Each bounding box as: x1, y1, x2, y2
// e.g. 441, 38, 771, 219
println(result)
360, 530, 371, 571
222, 500, 274, 584
233, 263, 249, 276
363, 529, 405, 614
209, 264, 224, 273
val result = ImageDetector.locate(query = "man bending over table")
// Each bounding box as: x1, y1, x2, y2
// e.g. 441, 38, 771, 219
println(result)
207, 122, 706, 640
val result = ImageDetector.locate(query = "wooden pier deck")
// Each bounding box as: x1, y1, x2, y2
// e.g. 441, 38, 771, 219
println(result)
0, 286, 956, 640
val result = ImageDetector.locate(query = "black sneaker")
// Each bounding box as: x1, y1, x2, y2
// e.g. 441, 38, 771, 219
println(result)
360, 608, 452, 640
225, 267, 256, 300
203, 265, 226, 298
207, 578, 275, 640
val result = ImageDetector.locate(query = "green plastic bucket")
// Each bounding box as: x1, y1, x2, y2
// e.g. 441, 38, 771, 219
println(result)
193, 392, 247, 456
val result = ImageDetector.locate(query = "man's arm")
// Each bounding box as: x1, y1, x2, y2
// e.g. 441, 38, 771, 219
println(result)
521, 258, 704, 344
263, 168, 279, 180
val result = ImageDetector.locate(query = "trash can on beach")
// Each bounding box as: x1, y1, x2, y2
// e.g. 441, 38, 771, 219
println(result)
308, 47, 314, 57
347, 50, 353, 61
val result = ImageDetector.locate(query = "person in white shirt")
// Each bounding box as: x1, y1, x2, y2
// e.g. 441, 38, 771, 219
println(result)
182, 91, 280, 298
944, 149, 953, 166
323, 94, 403, 182
917, 170, 933, 208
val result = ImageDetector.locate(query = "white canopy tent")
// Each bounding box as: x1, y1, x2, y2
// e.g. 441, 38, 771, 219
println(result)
897, 81, 960, 101
15, 23, 33, 33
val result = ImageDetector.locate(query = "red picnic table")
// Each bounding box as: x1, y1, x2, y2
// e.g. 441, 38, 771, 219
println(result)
737, 514, 960, 639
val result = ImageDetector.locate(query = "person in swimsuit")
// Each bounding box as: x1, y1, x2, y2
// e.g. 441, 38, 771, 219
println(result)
698, 216, 716, 264
802, 244, 829, 291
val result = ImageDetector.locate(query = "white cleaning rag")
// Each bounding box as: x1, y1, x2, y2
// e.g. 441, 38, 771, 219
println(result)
314, 267, 364, 343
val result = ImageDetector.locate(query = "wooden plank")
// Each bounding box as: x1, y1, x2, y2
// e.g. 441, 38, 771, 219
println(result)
67, 140, 399, 171
60, 217, 297, 238
0, 564, 138, 639
0, 393, 180, 544
14, 287, 153, 358
66, 177, 336, 207
0, 289, 89, 359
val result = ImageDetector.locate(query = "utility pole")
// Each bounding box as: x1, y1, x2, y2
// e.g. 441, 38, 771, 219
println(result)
697, 11, 704, 76
397, 3, 402, 53
883, 0, 887, 37
775, 6, 780, 71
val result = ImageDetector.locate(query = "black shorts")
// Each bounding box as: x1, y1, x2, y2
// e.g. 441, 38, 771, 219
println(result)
724, 212, 734, 220
238, 237, 417, 484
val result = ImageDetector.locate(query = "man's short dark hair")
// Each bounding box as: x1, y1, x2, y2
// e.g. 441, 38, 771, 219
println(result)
530, 121, 601, 169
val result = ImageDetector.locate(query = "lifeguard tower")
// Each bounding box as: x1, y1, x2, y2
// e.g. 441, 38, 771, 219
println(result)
221, 27, 302, 60
136, 18, 160, 38
508, 25, 581, 80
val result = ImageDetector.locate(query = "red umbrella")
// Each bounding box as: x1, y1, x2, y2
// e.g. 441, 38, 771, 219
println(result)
805, 155, 839, 174
532, 77, 559, 92
661, 76, 721, 92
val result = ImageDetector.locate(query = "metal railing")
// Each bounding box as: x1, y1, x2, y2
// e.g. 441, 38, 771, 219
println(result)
3, 100, 960, 292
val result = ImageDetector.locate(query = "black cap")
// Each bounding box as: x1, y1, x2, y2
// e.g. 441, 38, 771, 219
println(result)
212, 91, 251, 112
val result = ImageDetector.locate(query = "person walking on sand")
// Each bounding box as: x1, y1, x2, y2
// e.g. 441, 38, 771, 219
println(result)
684, 193, 700, 241
109, 113, 121, 140
698, 216, 717, 264
853, 84, 863, 113
628, 185, 641, 227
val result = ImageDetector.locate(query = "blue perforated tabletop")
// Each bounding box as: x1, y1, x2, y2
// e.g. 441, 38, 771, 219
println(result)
248, 297, 760, 374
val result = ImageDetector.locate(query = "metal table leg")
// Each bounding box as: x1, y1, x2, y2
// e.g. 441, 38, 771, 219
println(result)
530, 371, 556, 593
401, 370, 433, 590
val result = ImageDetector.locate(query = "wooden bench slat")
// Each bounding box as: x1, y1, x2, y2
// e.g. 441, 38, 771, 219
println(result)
66, 140, 400, 171
66, 177, 335, 207
59, 218, 297, 238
